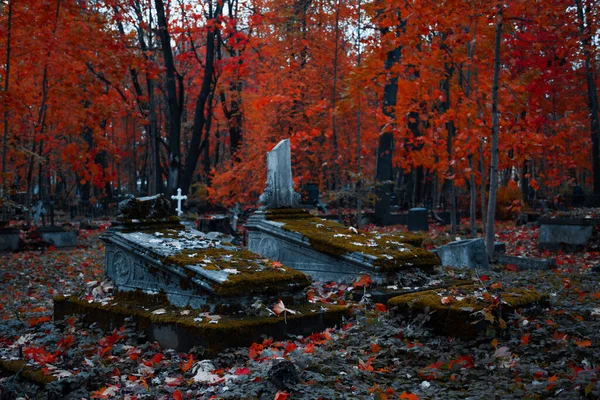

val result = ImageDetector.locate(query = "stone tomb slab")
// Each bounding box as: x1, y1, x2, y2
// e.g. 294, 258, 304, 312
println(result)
388, 284, 546, 337
102, 223, 311, 312
247, 209, 439, 284
538, 217, 597, 252
497, 254, 556, 270
36, 226, 77, 248
54, 295, 348, 354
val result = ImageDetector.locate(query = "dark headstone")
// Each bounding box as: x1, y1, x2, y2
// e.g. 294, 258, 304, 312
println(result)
268, 360, 300, 391
494, 242, 506, 255
497, 254, 555, 270
118, 194, 172, 220
408, 208, 428, 231
197, 214, 235, 236
435, 238, 490, 269
301, 183, 319, 206
0, 227, 20, 252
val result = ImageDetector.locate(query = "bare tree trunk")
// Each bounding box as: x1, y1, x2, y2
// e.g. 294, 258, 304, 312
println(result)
180, 0, 224, 196
575, 0, 600, 195
154, 0, 182, 196
485, 5, 503, 259
2, 0, 13, 218
356, 0, 363, 228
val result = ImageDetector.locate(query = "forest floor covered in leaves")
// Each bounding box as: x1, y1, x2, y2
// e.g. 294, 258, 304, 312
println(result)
1, 220, 600, 399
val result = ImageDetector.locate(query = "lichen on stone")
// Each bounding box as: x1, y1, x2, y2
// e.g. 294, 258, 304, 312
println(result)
265, 209, 438, 271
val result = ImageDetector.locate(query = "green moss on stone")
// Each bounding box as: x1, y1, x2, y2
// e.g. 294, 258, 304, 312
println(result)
387, 285, 545, 337
162, 247, 311, 297
266, 209, 438, 271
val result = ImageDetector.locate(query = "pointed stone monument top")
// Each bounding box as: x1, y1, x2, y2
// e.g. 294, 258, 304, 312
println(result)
259, 139, 301, 209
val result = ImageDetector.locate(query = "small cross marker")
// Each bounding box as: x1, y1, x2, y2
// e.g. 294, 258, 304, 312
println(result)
171, 188, 187, 217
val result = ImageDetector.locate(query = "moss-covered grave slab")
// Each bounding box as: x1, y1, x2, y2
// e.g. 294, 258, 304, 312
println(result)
102, 221, 311, 312
54, 295, 349, 355
246, 209, 439, 284
388, 284, 546, 337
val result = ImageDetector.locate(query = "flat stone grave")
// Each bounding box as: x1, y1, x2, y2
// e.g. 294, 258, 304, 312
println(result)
247, 139, 439, 284
247, 209, 439, 284
538, 215, 598, 252
497, 254, 556, 270
387, 284, 546, 337
435, 238, 490, 269
35, 226, 77, 248
54, 194, 348, 354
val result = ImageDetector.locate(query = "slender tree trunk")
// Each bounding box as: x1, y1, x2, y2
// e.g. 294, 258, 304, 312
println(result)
330, 0, 341, 190
575, 0, 600, 195
374, 41, 400, 225
485, 5, 503, 259
356, 0, 363, 228
180, 1, 224, 195
2, 0, 13, 216
154, 0, 182, 196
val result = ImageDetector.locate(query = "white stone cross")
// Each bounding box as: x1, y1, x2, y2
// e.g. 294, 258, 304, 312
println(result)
171, 188, 187, 217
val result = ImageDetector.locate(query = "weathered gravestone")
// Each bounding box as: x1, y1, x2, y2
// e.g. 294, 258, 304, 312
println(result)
435, 238, 490, 269
408, 208, 428, 232
0, 227, 20, 252
538, 216, 597, 252
54, 194, 347, 354
247, 139, 439, 284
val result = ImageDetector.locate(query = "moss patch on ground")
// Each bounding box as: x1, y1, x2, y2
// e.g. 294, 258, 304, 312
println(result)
266, 209, 438, 271
388, 285, 546, 337
0, 359, 57, 386
162, 247, 311, 297
113, 216, 183, 232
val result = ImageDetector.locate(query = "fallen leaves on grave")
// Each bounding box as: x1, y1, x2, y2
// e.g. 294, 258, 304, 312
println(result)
353, 274, 372, 288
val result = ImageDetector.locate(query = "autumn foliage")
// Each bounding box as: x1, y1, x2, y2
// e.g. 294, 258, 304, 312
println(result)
0, 0, 598, 210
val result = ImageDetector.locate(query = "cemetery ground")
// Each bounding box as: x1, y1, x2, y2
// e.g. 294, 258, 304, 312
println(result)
0, 220, 599, 399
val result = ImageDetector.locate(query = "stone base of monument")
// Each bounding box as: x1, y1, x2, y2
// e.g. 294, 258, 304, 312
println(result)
387, 285, 546, 337
435, 238, 489, 269
246, 209, 439, 284
35, 226, 77, 248
54, 295, 348, 354
538, 217, 597, 252
0, 227, 20, 251
497, 254, 556, 270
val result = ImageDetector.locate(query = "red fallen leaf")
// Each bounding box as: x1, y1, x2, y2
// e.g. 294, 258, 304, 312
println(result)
548, 375, 558, 383
274, 391, 289, 400
28, 316, 51, 327
180, 354, 194, 372
563, 278, 571, 289
575, 339, 592, 347
271, 261, 283, 268
353, 274, 372, 288
371, 343, 381, 353
173, 389, 183, 400
144, 353, 163, 366
374, 303, 387, 312
592, 292, 600, 299
506, 264, 518, 272
284, 342, 297, 353
235, 367, 251, 375
553, 331, 569, 341
399, 392, 420, 400
480, 275, 490, 281
521, 333, 530, 346
490, 282, 503, 289
304, 343, 315, 353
